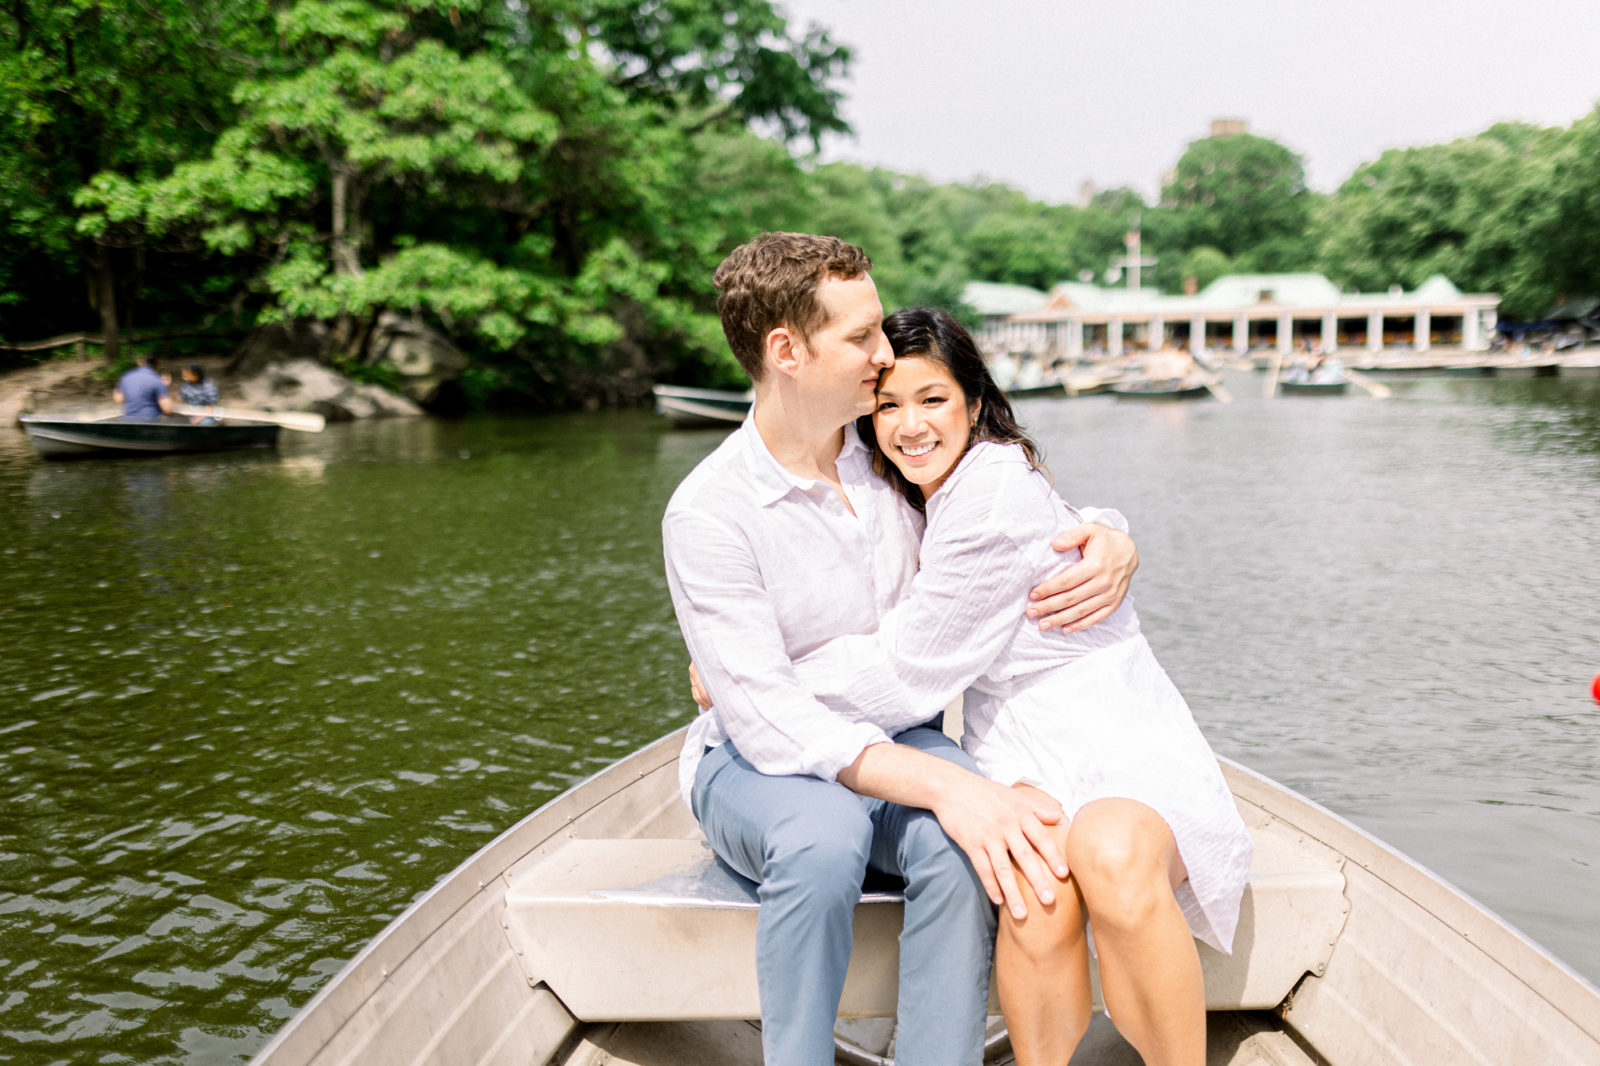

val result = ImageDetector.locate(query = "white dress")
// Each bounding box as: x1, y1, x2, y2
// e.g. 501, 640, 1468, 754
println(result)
796, 441, 1253, 953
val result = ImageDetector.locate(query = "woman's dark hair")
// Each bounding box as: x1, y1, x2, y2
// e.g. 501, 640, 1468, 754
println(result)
857, 306, 1045, 510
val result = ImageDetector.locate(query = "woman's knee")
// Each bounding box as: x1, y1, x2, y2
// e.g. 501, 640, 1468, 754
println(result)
1065, 803, 1178, 931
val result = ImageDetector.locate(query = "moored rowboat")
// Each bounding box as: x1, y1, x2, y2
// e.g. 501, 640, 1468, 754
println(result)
20, 414, 281, 459
1279, 379, 1351, 396
652, 385, 751, 427
249, 725, 1600, 1066
1110, 380, 1212, 401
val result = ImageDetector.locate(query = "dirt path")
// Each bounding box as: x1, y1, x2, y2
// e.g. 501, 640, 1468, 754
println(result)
0, 358, 112, 425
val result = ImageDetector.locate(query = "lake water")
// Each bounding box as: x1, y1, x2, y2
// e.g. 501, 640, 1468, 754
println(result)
2, 371, 1598, 1063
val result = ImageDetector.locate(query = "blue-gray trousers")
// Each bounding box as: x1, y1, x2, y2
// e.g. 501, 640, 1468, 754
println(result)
691, 726, 996, 1066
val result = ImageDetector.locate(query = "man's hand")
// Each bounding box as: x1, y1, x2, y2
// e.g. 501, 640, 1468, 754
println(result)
929, 774, 1069, 920
837, 743, 1068, 919
1026, 522, 1138, 632
689, 661, 712, 710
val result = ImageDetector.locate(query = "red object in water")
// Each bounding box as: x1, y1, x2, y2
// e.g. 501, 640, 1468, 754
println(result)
1593, 672, 1600, 705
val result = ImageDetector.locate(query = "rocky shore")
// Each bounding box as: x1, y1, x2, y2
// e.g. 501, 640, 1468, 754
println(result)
1, 355, 422, 426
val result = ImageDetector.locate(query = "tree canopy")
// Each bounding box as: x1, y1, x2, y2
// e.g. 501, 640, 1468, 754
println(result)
3, 2, 1598, 393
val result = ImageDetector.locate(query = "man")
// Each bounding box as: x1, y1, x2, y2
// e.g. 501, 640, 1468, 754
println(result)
662, 233, 1137, 1065
112, 356, 173, 421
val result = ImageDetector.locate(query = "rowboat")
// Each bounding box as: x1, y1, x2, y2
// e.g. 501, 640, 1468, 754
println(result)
1003, 381, 1068, 400
652, 385, 751, 428
249, 725, 1600, 1066
20, 413, 280, 459
1110, 379, 1212, 401
1278, 379, 1351, 396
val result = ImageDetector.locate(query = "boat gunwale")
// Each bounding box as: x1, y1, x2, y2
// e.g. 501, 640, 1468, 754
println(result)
252, 735, 1600, 1063
247, 729, 685, 1065
1218, 757, 1600, 1043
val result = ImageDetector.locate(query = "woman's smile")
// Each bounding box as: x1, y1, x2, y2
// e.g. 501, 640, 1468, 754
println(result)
873, 356, 975, 498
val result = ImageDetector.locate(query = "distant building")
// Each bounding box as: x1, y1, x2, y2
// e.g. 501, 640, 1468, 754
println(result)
963, 273, 1500, 357
1210, 118, 1249, 137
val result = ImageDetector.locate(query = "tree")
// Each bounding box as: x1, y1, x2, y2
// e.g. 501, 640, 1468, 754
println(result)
1312, 123, 1571, 316
0, 0, 270, 358
74, 0, 853, 403
1161, 133, 1311, 264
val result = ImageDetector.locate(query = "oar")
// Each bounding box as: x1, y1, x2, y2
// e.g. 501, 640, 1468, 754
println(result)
174, 403, 326, 431
1202, 375, 1234, 403
1344, 368, 1392, 399
1263, 350, 1283, 398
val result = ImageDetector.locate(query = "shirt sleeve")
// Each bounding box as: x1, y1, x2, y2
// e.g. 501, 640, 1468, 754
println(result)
1075, 505, 1129, 534
663, 507, 900, 782
792, 470, 1047, 719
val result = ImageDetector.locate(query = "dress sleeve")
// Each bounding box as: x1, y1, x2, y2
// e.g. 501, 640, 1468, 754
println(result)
792, 463, 1047, 718
663, 508, 901, 781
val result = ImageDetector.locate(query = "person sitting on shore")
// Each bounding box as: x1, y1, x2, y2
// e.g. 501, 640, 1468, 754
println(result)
112, 356, 173, 422
179, 364, 221, 423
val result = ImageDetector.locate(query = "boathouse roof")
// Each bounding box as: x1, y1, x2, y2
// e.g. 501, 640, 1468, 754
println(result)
965, 271, 1492, 322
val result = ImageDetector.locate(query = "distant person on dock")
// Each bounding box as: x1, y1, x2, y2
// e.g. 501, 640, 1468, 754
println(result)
112, 356, 172, 422
178, 365, 220, 423
663, 231, 1139, 1066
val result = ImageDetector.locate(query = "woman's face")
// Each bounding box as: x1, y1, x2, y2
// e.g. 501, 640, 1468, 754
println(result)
872, 355, 976, 499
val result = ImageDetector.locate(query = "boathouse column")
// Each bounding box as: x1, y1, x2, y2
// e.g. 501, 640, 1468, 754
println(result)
1150, 317, 1165, 349
1067, 318, 1084, 360
1464, 308, 1482, 351
1367, 310, 1384, 353
1232, 314, 1248, 353
1321, 312, 1338, 353
1415, 310, 1431, 353
1109, 317, 1124, 356
1277, 314, 1293, 354
1190, 316, 1207, 353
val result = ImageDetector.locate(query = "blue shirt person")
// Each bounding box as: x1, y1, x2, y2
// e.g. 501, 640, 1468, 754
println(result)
113, 358, 173, 421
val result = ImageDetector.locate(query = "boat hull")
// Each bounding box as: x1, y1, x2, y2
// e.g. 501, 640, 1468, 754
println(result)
20, 415, 280, 459
652, 385, 750, 427
250, 728, 1600, 1066
1279, 380, 1350, 396
1110, 382, 1211, 401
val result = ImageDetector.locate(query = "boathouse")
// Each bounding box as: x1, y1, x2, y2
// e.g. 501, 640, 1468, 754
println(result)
966, 273, 1500, 358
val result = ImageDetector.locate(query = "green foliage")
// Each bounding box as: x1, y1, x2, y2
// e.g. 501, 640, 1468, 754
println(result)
1162, 133, 1312, 263
8, 0, 1600, 399
1311, 121, 1577, 316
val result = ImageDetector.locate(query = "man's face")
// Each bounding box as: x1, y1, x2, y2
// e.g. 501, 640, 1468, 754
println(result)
792, 274, 893, 422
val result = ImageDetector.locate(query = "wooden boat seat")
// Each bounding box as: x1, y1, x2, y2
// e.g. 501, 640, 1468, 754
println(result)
499, 817, 1350, 1022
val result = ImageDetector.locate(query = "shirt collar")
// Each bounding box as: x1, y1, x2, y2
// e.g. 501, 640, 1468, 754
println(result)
740, 416, 869, 507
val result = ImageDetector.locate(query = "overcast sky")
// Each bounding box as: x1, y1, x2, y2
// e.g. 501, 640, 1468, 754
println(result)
776, 0, 1600, 203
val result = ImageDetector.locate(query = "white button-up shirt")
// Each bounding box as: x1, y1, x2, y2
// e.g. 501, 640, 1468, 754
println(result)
663, 417, 933, 803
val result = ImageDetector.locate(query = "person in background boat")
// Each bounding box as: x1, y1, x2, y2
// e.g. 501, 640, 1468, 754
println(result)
112, 355, 173, 422
179, 365, 221, 423
789, 306, 1252, 1066
1142, 343, 1196, 386
663, 232, 1139, 1066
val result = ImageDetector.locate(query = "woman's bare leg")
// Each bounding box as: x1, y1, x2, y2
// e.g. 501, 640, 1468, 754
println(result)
1065, 798, 1203, 1066
995, 786, 1092, 1066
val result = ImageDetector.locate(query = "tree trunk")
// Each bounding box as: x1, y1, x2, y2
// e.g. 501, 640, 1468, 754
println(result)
330, 165, 363, 278
86, 246, 120, 363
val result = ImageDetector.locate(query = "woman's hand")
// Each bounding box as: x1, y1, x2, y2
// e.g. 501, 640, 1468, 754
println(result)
689, 661, 712, 710
1026, 522, 1138, 632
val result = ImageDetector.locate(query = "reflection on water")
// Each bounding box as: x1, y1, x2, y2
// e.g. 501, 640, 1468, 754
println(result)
1, 378, 1598, 1063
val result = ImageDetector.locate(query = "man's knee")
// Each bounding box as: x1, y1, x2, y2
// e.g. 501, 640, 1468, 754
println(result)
763, 801, 873, 900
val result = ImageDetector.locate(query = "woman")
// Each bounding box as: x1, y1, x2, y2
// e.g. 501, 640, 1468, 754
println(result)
797, 306, 1252, 1066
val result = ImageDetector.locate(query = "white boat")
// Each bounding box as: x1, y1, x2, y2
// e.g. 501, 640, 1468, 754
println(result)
249, 725, 1600, 1066
652, 385, 751, 427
